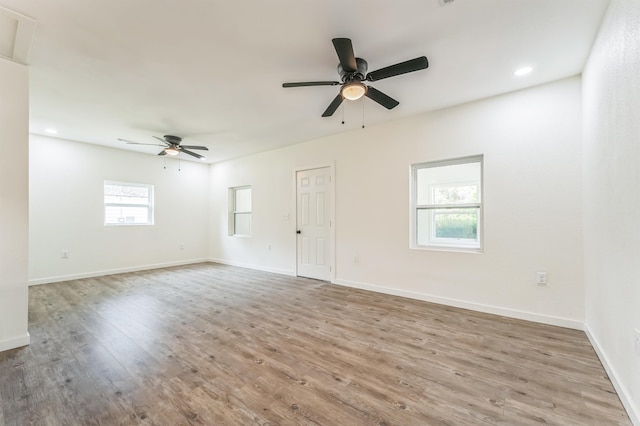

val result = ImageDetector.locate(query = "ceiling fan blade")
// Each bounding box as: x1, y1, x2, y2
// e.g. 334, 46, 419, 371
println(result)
322, 94, 344, 117
157, 150, 167, 156
180, 145, 209, 151
332, 38, 357, 73
365, 86, 400, 110
366, 56, 429, 82
153, 135, 170, 145
283, 81, 340, 88
128, 142, 166, 147
180, 148, 205, 159
118, 138, 165, 147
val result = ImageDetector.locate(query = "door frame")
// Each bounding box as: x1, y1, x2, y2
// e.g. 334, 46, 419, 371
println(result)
293, 162, 336, 282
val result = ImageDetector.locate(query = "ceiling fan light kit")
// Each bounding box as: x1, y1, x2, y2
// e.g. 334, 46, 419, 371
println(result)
282, 38, 429, 117
341, 81, 367, 101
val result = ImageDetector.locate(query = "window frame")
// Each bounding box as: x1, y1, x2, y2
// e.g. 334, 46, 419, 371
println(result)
104, 180, 154, 226
229, 186, 252, 237
410, 155, 483, 252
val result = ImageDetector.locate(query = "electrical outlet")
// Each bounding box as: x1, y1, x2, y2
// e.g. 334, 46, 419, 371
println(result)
353, 255, 359, 263
536, 271, 547, 286
179, 244, 184, 251
61, 250, 69, 259
634, 328, 640, 357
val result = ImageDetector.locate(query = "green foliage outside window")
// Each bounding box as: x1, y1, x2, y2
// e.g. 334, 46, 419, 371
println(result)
434, 211, 477, 239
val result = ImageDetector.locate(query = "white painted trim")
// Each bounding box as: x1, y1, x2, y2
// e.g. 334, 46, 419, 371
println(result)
208, 258, 296, 277
333, 278, 584, 330
0, 332, 30, 352
585, 324, 640, 426
28, 259, 209, 286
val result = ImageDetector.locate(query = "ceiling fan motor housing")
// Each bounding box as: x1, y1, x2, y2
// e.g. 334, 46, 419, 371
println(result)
338, 58, 368, 82
164, 135, 182, 144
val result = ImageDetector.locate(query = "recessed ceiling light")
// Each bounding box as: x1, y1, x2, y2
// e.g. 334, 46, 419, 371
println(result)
514, 66, 533, 77
44, 128, 58, 134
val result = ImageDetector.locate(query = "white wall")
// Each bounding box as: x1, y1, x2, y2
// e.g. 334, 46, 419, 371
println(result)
29, 135, 210, 284
582, 0, 640, 422
210, 76, 584, 328
0, 57, 30, 351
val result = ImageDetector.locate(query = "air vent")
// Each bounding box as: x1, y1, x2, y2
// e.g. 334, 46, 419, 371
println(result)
0, 6, 36, 65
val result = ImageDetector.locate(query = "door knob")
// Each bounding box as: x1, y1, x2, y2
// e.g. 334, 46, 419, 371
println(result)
296, 230, 301, 234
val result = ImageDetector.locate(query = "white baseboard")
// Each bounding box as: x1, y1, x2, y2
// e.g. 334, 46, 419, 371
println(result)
28, 259, 210, 286
333, 278, 584, 330
585, 324, 639, 426
0, 332, 30, 352
208, 258, 296, 277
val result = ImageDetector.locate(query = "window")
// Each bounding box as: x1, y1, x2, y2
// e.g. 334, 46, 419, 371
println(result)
411, 156, 482, 251
104, 181, 154, 225
230, 186, 251, 236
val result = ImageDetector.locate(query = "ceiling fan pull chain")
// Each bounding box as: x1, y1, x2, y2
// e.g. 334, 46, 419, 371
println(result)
341, 102, 345, 125
362, 97, 365, 129
163, 156, 166, 170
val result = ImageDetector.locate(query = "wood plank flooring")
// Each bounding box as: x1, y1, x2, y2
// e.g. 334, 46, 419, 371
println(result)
0, 262, 631, 425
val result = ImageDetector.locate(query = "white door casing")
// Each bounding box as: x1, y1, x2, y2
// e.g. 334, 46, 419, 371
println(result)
296, 166, 332, 281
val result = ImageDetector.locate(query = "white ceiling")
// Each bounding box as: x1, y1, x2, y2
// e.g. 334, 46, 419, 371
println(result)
1, 0, 609, 163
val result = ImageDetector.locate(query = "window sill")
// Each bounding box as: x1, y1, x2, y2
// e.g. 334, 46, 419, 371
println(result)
104, 223, 154, 227
410, 244, 483, 254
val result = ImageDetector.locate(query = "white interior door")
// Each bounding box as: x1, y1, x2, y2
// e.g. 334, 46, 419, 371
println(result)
296, 167, 331, 281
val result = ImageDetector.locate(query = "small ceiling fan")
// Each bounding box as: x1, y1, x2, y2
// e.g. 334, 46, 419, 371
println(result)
118, 135, 208, 159
282, 38, 429, 117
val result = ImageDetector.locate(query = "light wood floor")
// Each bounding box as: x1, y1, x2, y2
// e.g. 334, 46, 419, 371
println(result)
0, 263, 631, 425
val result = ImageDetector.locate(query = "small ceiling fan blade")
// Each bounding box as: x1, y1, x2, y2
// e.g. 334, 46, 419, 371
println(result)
180, 148, 205, 159
157, 150, 167, 156
283, 81, 340, 88
322, 94, 344, 117
180, 145, 209, 151
366, 56, 429, 82
118, 138, 165, 147
365, 86, 400, 110
128, 142, 166, 147
153, 136, 170, 145
332, 38, 357, 73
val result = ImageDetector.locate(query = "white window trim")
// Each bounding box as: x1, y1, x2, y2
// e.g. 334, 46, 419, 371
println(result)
410, 155, 483, 253
229, 186, 252, 237
104, 180, 154, 226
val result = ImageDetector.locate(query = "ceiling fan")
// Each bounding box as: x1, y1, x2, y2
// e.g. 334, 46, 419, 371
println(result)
118, 135, 208, 160
282, 38, 429, 117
